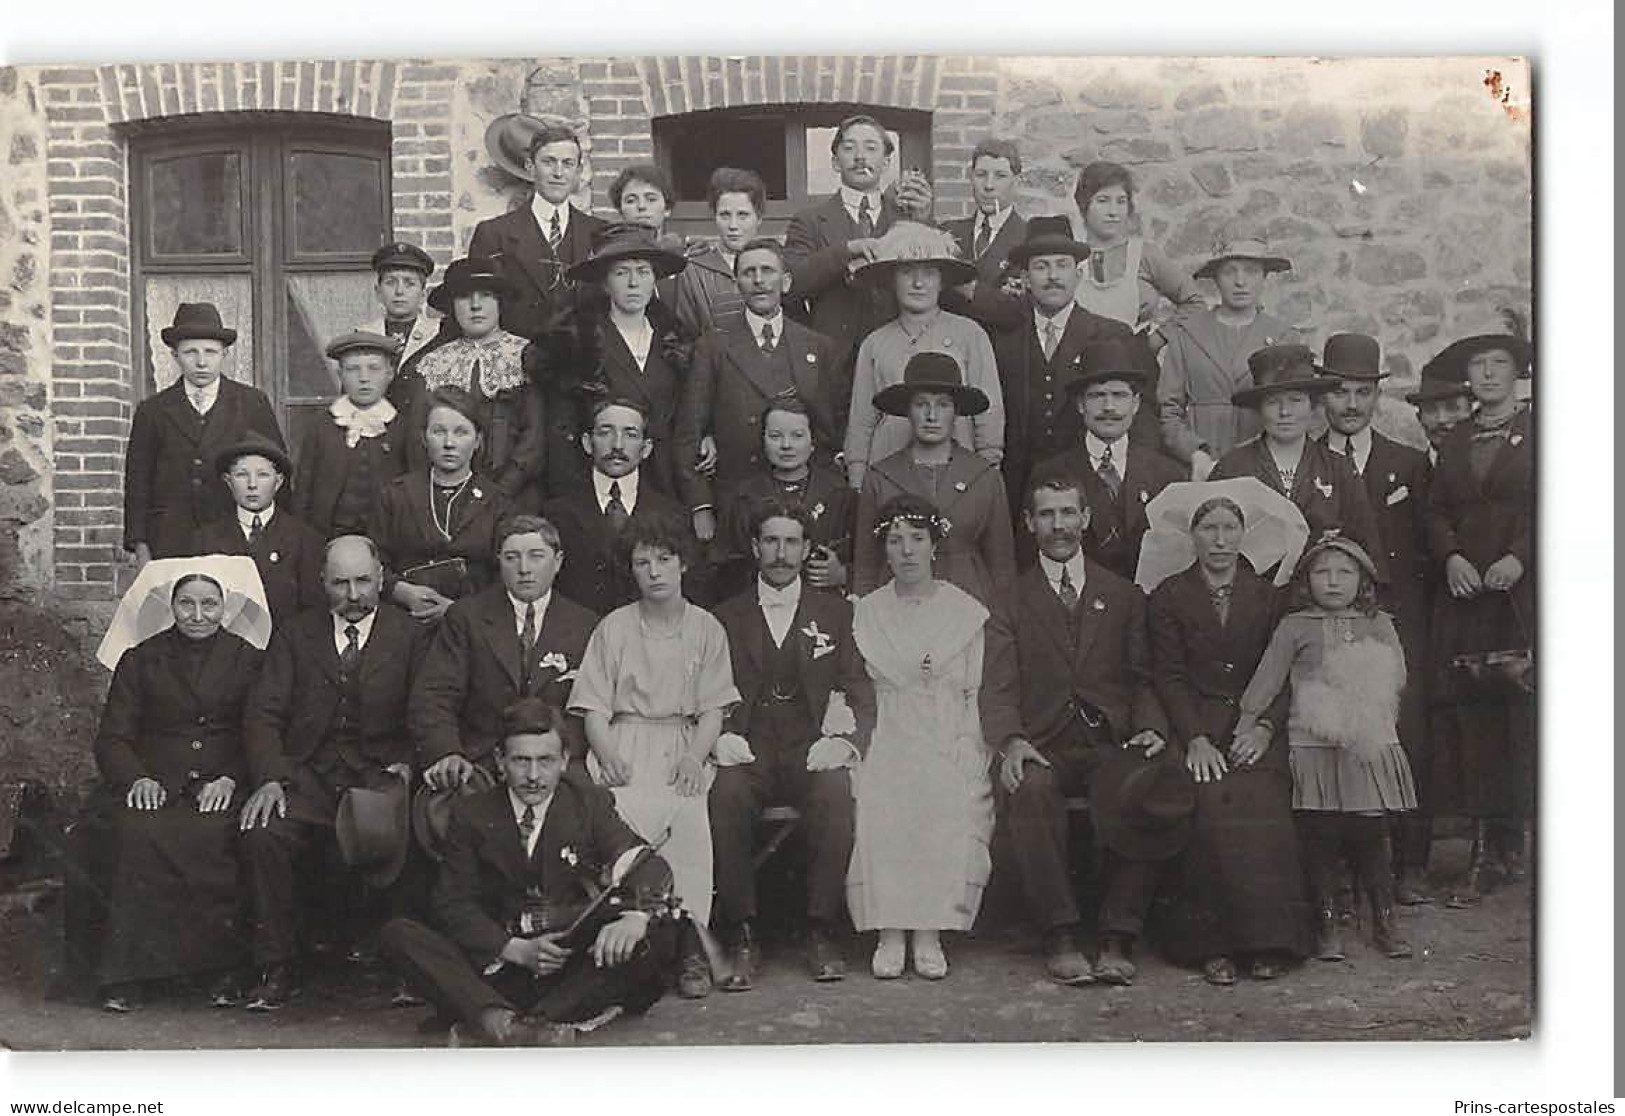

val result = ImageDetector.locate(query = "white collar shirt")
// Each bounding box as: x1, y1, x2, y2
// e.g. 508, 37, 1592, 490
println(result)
1327, 426, 1373, 475
838, 185, 885, 229
592, 469, 640, 516
745, 308, 785, 350
1084, 430, 1129, 473
1038, 552, 1087, 602
1034, 301, 1076, 349
332, 608, 379, 657
612, 314, 654, 370
756, 576, 803, 647
976, 205, 1015, 249
530, 195, 572, 242
509, 591, 552, 641
236, 503, 276, 542
186, 378, 221, 416
508, 788, 554, 859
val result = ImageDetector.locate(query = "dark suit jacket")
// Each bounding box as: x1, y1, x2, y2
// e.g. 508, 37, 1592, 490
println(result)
1147, 562, 1289, 750
94, 629, 263, 793
291, 413, 412, 539
1033, 439, 1185, 582
123, 378, 287, 557
783, 193, 909, 363
411, 584, 600, 767
189, 510, 326, 627
1210, 437, 1389, 583
1334, 432, 1432, 640
981, 560, 1168, 755
993, 306, 1146, 513
542, 478, 695, 616
714, 464, 856, 601
942, 211, 1027, 330
375, 472, 513, 602
468, 204, 607, 341
674, 319, 844, 511
713, 581, 875, 752
242, 603, 425, 786
431, 774, 674, 965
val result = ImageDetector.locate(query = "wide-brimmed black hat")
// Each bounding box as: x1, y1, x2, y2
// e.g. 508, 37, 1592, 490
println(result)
427, 256, 517, 314
566, 222, 689, 285
213, 431, 291, 477
1319, 332, 1387, 382
160, 302, 237, 348
1063, 338, 1150, 397
1404, 353, 1473, 404
1090, 746, 1195, 862
872, 351, 990, 418
1232, 344, 1333, 408
1430, 333, 1533, 381
370, 240, 435, 278
325, 330, 404, 362
335, 774, 411, 889
853, 222, 979, 289
1193, 234, 1292, 281
411, 766, 497, 863
1005, 214, 1090, 269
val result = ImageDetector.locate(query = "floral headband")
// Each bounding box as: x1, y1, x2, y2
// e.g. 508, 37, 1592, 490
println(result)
871, 510, 952, 539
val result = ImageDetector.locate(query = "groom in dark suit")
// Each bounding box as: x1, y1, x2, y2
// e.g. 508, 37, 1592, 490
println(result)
941, 138, 1027, 334
381, 699, 680, 1047
469, 120, 607, 341
981, 471, 1172, 987
707, 498, 873, 988
411, 514, 600, 790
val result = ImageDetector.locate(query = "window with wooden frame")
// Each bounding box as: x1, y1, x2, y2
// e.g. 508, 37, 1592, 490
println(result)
128, 115, 393, 460
653, 104, 932, 239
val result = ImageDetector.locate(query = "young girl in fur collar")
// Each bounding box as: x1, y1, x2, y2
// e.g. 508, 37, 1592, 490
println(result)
1233, 533, 1417, 962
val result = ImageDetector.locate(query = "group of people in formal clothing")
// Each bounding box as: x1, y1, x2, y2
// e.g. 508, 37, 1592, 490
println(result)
70, 112, 1533, 1044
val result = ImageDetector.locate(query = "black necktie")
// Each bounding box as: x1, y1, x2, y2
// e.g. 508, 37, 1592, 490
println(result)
248, 514, 264, 548
340, 624, 360, 672
973, 218, 991, 259
760, 322, 776, 353
857, 196, 875, 238
606, 481, 630, 530
519, 602, 537, 688
518, 804, 537, 856
548, 211, 563, 251
1097, 444, 1123, 500
1342, 436, 1361, 474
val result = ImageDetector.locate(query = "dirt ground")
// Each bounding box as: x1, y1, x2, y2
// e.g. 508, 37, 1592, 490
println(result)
0, 836, 1532, 1050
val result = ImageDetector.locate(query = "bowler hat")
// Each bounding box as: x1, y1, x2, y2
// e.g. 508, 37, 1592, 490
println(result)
1090, 746, 1195, 862
1320, 333, 1387, 382
871, 350, 990, 418
1004, 214, 1090, 269
1193, 233, 1292, 281
371, 241, 435, 278
427, 256, 517, 315
566, 222, 688, 285
161, 302, 237, 348
853, 222, 979, 289
1231, 344, 1332, 408
485, 113, 583, 183
1404, 353, 1472, 404
335, 772, 411, 889
1298, 529, 1379, 583
1429, 333, 1533, 382
1063, 338, 1149, 397
412, 765, 497, 863
213, 431, 291, 478
325, 330, 404, 363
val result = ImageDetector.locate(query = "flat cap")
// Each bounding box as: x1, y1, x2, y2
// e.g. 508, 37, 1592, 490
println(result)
325, 330, 404, 361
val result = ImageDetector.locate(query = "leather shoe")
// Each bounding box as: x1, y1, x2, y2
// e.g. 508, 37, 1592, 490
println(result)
717, 923, 757, 993
1202, 957, 1237, 986
100, 983, 141, 1013
1249, 957, 1286, 981
245, 963, 296, 1012
677, 948, 713, 999
1395, 868, 1434, 906
807, 928, 846, 982
206, 972, 244, 1008
505, 1016, 577, 1047
1043, 930, 1094, 986
1093, 939, 1136, 986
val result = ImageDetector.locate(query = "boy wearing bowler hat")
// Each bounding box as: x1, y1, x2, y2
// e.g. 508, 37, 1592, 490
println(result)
189, 433, 326, 627
363, 241, 439, 399
1032, 339, 1185, 581
292, 331, 414, 540
1317, 333, 1435, 902
124, 302, 288, 564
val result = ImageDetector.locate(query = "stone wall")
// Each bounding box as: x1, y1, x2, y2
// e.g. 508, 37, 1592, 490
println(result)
0, 68, 54, 602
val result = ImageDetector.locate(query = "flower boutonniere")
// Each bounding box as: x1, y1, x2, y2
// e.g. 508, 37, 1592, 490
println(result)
268, 551, 280, 564
1137, 488, 1149, 505
560, 845, 580, 869
1509, 433, 1523, 447
1313, 476, 1333, 498
810, 501, 826, 521
954, 480, 967, 492
801, 619, 836, 660
471, 486, 484, 500
1091, 597, 1106, 613
538, 651, 569, 673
